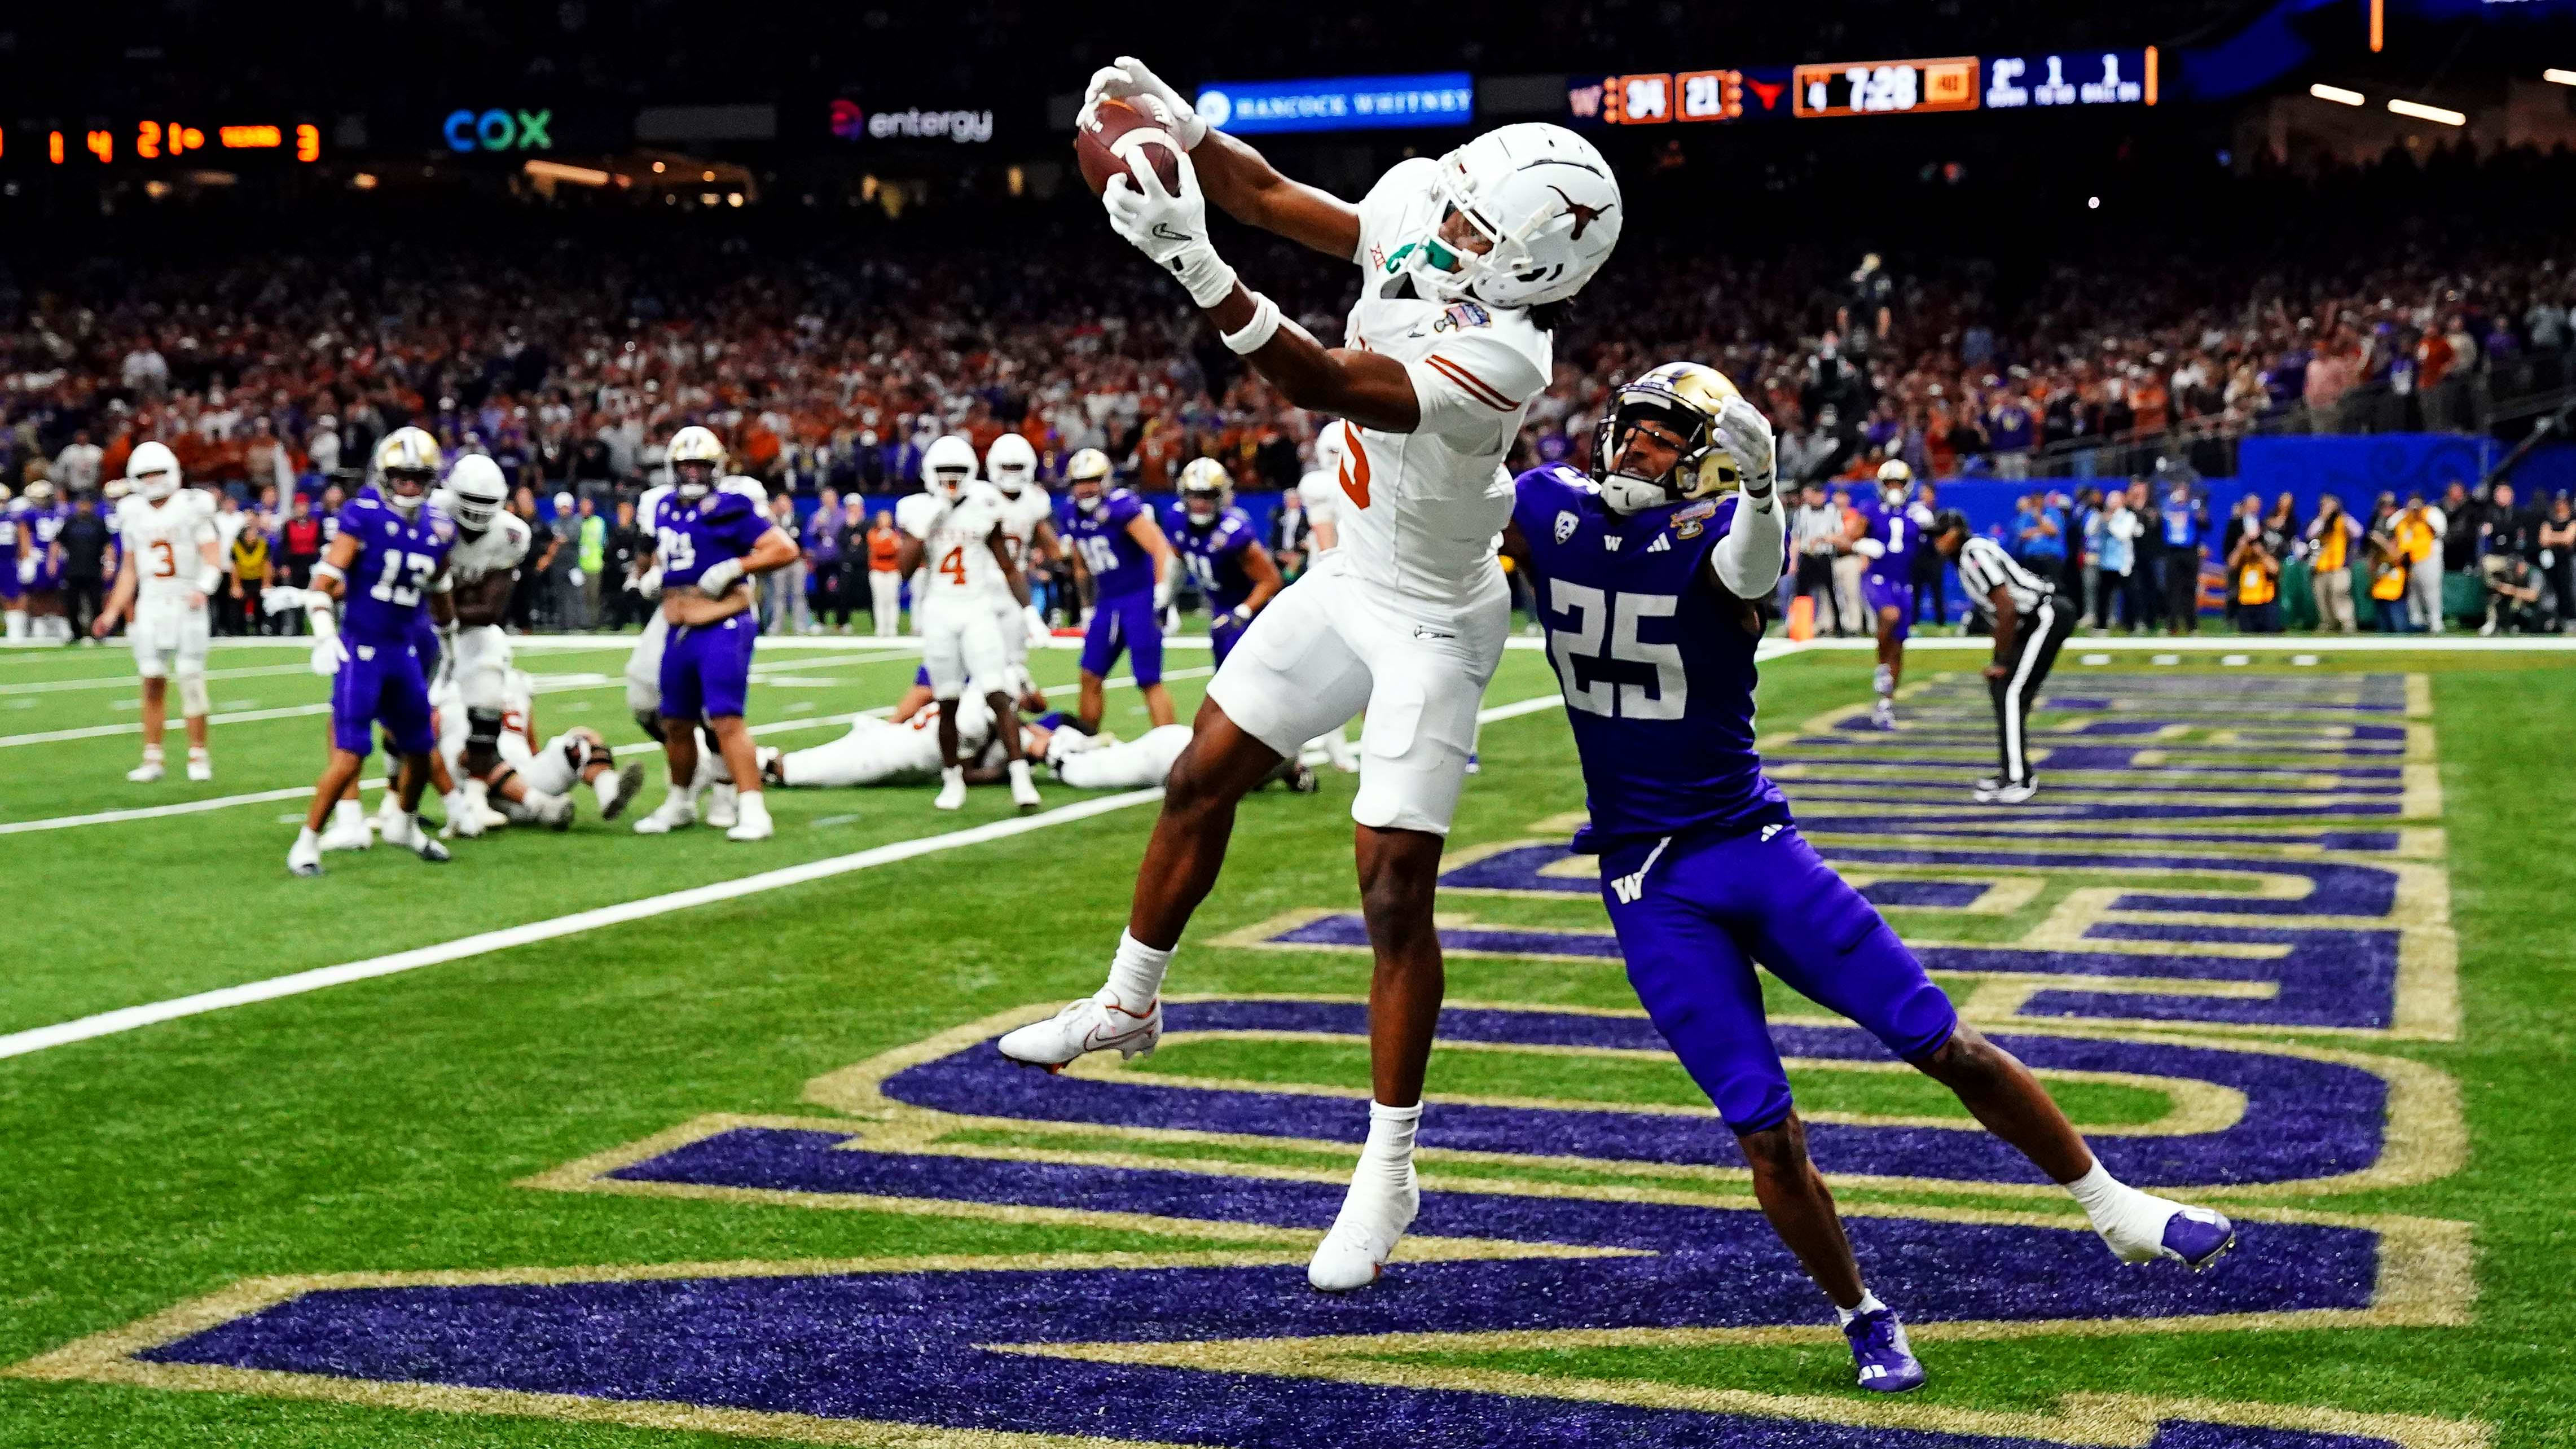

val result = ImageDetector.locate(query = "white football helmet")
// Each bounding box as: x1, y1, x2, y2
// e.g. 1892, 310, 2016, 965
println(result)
1177, 458, 1232, 526
1413, 124, 1621, 309
372, 427, 442, 517
1312, 421, 1348, 480
669, 425, 726, 499
126, 440, 182, 502
1065, 447, 1114, 515
1877, 458, 1914, 508
922, 434, 978, 502
445, 454, 509, 532
23, 479, 55, 507
986, 433, 1038, 497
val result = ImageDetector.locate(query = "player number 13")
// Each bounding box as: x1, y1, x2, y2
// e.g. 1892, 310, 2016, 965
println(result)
1546, 581, 1686, 721
367, 550, 439, 607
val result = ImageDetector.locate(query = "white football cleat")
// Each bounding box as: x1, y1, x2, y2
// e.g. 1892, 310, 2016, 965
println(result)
705, 781, 740, 829
286, 832, 324, 878
317, 818, 373, 852
934, 769, 967, 811
995, 991, 1163, 1073
1871, 697, 1896, 730
1308, 1163, 1421, 1293
2096, 1193, 2236, 1271
1008, 758, 1043, 813
598, 762, 646, 820
632, 793, 696, 835
444, 787, 485, 838
530, 791, 575, 831
184, 754, 213, 783
379, 810, 452, 863
725, 792, 773, 841
126, 759, 165, 783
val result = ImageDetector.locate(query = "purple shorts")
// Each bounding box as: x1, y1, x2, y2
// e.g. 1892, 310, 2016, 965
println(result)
1599, 822, 1958, 1134
661, 613, 757, 721
1079, 591, 1163, 687
1862, 573, 1914, 640
331, 638, 437, 758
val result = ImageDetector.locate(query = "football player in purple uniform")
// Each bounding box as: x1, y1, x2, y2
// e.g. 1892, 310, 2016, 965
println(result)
628, 426, 801, 841
1844, 459, 1928, 728
1062, 448, 1178, 733
1502, 362, 2234, 1397
288, 428, 458, 876
1171, 458, 1283, 665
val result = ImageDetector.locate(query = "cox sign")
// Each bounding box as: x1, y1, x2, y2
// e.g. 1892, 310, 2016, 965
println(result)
444, 108, 555, 153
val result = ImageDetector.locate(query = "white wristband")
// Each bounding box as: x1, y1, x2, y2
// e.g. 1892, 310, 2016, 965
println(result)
1172, 244, 1239, 309
195, 565, 222, 594
1221, 291, 1283, 355
310, 561, 344, 586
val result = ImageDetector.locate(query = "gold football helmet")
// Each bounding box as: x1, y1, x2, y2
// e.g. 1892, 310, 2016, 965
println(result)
1591, 361, 1744, 514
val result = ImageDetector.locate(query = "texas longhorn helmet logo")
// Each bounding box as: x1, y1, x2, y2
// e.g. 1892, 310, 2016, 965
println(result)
1548, 186, 1614, 240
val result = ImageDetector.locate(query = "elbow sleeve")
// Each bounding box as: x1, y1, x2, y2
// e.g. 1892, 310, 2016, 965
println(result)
1712, 497, 1788, 599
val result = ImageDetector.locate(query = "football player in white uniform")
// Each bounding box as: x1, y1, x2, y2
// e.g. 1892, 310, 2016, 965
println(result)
91, 443, 221, 782
620, 450, 769, 829
1004, 66, 1623, 1294
428, 454, 531, 836
898, 434, 1047, 812
760, 693, 996, 789
983, 432, 1062, 701
1289, 421, 1359, 775
433, 668, 644, 828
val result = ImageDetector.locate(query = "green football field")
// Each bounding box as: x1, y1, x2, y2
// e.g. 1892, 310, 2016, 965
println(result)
1, 634, 2570, 1448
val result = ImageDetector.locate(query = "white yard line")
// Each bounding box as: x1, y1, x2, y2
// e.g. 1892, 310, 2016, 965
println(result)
0, 691, 1566, 1062
1786, 634, 2576, 653
0, 663, 319, 697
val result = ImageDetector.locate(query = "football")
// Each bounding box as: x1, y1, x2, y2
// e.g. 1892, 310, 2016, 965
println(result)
1074, 96, 1185, 197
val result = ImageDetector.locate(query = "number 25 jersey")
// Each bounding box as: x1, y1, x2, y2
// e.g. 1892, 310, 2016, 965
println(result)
333, 490, 456, 645
1510, 463, 1789, 853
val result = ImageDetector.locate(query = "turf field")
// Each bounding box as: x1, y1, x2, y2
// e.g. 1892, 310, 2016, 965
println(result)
0, 634, 2570, 1447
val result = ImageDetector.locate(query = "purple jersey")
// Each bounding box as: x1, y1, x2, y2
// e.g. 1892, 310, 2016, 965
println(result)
23, 504, 69, 589
1067, 489, 1154, 599
333, 490, 456, 644
1850, 494, 1919, 584
1176, 507, 1259, 614
649, 490, 772, 592
1511, 463, 1791, 853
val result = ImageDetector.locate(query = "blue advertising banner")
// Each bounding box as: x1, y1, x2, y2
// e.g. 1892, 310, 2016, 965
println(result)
1192, 73, 1474, 135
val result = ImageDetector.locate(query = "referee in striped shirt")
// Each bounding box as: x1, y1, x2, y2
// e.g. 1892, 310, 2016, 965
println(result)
1931, 511, 2075, 803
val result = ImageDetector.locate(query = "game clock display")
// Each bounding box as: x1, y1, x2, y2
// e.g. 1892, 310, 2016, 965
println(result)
1793, 58, 1981, 118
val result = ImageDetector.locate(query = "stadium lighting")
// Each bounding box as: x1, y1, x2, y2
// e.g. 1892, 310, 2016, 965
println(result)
2310, 84, 2365, 107
524, 159, 610, 187
2546, 69, 2576, 87
2087, 196, 2100, 209
2387, 98, 2466, 126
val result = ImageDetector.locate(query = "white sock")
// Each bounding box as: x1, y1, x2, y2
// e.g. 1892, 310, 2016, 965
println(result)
187, 746, 208, 762
1873, 664, 1894, 699
1008, 757, 1034, 787
1103, 930, 1173, 1012
294, 826, 319, 850
1357, 1100, 1423, 1188
1835, 1290, 1887, 1327
592, 773, 619, 810
140, 744, 165, 763
2063, 1158, 2143, 1228
332, 799, 364, 829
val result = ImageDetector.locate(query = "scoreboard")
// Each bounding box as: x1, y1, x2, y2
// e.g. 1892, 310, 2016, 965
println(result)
0, 118, 323, 167
1572, 49, 2156, 127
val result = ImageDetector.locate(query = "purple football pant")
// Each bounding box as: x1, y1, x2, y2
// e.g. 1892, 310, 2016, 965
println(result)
1079, 591, 1163, 687
1599, 822, 1958, 1135
1863, 573, 1914, 642
661, 613, 757, 721
331, 639, 436, 757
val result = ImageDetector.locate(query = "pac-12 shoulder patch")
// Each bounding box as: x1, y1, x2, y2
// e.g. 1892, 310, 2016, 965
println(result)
1554, 510, 1580, 545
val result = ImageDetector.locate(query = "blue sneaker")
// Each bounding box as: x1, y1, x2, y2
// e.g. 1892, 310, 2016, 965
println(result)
2160, 1205, 2237, 1272
1842, 1307, 1926, 1394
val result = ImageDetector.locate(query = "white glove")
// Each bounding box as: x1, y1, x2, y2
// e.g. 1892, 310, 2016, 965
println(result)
15, 556, 31, 586
1103, 148, 1237, 308
310, 634, 346, 677
697, 557, 745, 595
1079, 605, 1096, 627
1162, 603, 1183, 634
1716, 396, 1778, 506
568, 568, 584, 587
1084, 55, 1208, 146
629, 565, 662, 600
1151, 576, 1174, 612
1023, 604, 1052, 647
1852, 538, 1886, 560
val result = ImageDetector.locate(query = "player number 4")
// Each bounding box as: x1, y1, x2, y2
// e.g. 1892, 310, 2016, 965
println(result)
1547, 580, 1686, 721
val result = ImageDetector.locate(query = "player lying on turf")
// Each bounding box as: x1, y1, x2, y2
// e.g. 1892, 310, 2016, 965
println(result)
763, 700, 1315, 795
1001, 59, 1623, 1294
428, 668, 644, 829
288, 428, 458, 876
1504, 361, 2234, 1397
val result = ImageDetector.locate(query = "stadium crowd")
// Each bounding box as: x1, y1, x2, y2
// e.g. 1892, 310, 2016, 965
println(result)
4, 143, 2573, 636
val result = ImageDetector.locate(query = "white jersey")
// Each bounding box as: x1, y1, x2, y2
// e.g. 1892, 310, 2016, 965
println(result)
1050, 722, 1192, 791
438, 505, 532, 586
988, 487, 1053, 598
909, 482, 1009, 611
1295, 471, 1339, 552
1337, 156, 1553, 622
116, 491, 219, 608
777, 697, 995, 788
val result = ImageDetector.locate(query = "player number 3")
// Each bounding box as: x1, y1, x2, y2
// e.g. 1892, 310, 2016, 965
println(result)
1547, 581, 1686, 721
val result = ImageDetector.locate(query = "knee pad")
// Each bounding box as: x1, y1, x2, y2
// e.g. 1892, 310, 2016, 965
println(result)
177, 672, 210, 718
463, 708, 505, 775
631, 708, 667, 743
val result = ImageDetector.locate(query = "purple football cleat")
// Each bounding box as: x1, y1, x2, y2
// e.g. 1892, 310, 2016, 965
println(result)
1842, 1308, 1926, 1394
2161, 1205, 2238, 1271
